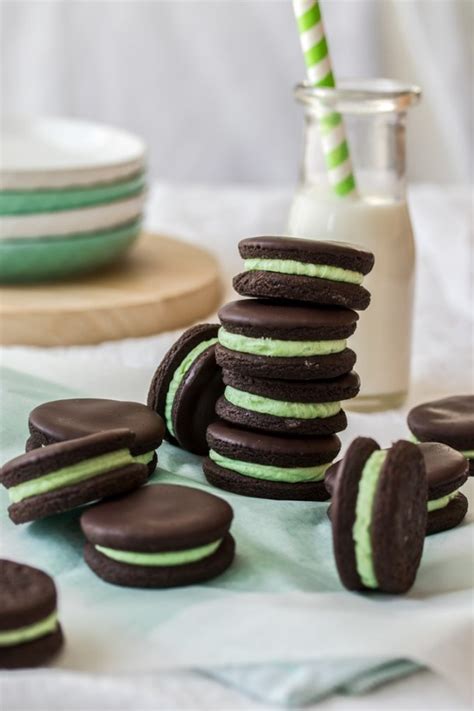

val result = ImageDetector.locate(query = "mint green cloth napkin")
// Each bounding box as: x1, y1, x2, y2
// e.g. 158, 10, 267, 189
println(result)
0, 366, 421, 706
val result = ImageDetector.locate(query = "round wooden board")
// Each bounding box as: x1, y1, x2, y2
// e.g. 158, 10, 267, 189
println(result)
0, 233, 222, 346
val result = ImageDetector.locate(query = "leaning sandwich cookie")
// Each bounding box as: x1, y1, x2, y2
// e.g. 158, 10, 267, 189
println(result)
216, 299, 358, 381
147, 324, 224, 455
0, 560, 64, 669
204, 419, 340, 500
331, 437, 427, 594
215, 369, 359, 436
26, 398, 164, 474
325, 441, 469, 536
233, 236, 374, 310
407, 395, 474, 475
1, 430, 149, 524
80, 484, 235, 588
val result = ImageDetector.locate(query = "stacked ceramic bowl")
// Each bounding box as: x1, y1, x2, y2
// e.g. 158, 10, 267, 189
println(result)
0, 116, 146, 282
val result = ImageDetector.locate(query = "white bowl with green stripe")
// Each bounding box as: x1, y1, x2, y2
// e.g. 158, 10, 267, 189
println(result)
0, 172, 145, 216
0, 193, 145, 240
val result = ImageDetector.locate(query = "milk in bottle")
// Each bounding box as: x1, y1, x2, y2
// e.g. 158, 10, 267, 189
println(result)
288, 80, 421, 411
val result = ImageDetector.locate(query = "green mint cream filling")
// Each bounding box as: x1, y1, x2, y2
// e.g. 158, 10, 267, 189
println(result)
95, 539, 222, 566
218, 328, 346, 358
0, 611, 58, 647
8, 449, 155, 504
133, 451, 155, 466
352, 450, 388, 589
225, 385, 341, 420
164, 338, 218, 436
209, 450, 329, 482
427, 490, 461, 512
244, 258, 364, 285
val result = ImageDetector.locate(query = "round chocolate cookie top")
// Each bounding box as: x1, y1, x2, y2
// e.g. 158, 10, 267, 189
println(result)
0, 560, 57, 631
81, 484, 233, 552
147, 324, 224, 455
219, 299, 358, 340
29, 398, 165, 455
418, 442, 468, 498
238, 236, 374, 274
207, 419, 341, 466
407, 395, 474, 450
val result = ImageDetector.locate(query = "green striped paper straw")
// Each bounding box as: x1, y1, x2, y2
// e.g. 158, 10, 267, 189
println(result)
293, 0, 357, 198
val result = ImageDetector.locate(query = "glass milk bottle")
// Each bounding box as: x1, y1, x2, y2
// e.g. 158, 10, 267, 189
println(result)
288, 79, 421, 412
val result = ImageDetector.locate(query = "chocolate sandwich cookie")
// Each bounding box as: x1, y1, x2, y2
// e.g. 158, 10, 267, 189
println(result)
331, 438, 427, 594
234, 237, 374, 310
147, 324, 224, 455
216, 299, 358, 381
1, 430, 149, 524
326, 441, 469, 535
215, 370, 359, 436
27, 398, 164, 474
81, 484, 235, 588
204, 419, 340, 500
418, 442, 469, 535
0, 560, 64, 668
408, 395, 474, 475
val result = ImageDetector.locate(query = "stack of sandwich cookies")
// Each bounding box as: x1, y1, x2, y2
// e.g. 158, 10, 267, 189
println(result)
204, 420, 340, 500
0, 560, 64, 668
1, 430, 150, 524
325, 441, 469, 536
27, 398, 164, 474
330, 438, 427, 594
147, 324, 224, 455
408, 395, 474, 475
216, 300, 358, 380
81, 485, 235, 588
234, 237, 374, 310
216, 370, 359, 435
204, 236, 372, 500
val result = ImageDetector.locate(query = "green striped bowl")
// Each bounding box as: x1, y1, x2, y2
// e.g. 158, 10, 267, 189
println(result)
0, 220, 141, 283
0, 173, 145, 216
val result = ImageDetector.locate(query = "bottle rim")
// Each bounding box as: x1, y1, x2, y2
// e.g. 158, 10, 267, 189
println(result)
294, 78, 421, 114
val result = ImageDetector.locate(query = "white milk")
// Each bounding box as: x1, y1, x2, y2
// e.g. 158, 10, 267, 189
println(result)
288, 189, 415, 409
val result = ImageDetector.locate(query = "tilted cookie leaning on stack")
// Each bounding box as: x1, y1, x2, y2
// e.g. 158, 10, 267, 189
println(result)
147, 324, 224, 455
203, 236, 374, 500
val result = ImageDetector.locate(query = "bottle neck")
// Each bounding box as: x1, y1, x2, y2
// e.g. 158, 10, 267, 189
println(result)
301, 108, 409, 202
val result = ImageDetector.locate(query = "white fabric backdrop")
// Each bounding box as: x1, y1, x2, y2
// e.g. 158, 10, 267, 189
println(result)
1, 0, 471, 184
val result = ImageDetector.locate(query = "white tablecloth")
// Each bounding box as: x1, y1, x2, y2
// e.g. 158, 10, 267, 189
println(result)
1, 183, 472, 710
